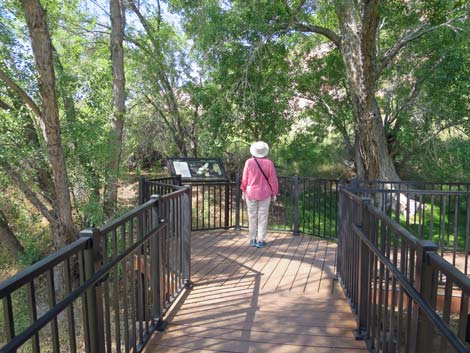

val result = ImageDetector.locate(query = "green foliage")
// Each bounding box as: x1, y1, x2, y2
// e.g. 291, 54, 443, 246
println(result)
0, 190, 50, 266
401, 137, 470, 182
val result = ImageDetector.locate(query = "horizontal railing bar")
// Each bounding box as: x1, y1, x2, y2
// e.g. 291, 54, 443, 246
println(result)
1, 221, 167, 353
351, 180, 470, 186
143, 181, 185, 189
145, 177, 180, 182
185, 182, 229, 186
348, 188, 470, 196
279, 176, 340, 182
0, 237, 90, 298
352, 224, 468, 353
159, 187, 190, 201
340, 188, 366, 203
427, 252, 470, 293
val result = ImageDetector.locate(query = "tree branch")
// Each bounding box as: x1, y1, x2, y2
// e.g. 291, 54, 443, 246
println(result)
291, 21, 341, 49
0, 162, 57, 224
379, 16, 465, 74
389, 56, 444, 129
0, 68, 41, 117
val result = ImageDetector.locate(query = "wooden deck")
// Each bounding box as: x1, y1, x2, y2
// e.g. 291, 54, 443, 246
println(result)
144, 230, 367, 353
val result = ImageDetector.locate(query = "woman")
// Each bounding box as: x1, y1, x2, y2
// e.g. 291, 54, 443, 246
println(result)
241, 141, 279, 248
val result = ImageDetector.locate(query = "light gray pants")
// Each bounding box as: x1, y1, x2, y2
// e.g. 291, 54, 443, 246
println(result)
246, 197, 271, 242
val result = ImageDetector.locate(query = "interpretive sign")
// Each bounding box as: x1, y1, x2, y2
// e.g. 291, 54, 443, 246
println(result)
167, 158, 228, 181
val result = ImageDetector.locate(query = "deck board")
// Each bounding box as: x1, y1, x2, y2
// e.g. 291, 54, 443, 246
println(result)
144, 230, 367, 353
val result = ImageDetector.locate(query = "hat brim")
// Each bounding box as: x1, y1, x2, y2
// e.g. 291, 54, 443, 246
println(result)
250, 143, 269, 158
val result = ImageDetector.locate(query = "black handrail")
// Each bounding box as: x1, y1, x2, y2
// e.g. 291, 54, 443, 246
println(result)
352, 224, 468, 353
339, 186, 470, 353
0, 186, 192, 353
141, 175, 340, 239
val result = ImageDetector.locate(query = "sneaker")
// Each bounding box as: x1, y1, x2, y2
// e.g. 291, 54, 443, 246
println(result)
250, 239, 257, 247
256, 240, 266, 248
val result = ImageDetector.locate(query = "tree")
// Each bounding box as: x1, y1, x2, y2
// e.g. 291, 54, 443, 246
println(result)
0, 209, 24, 260
19, 0, 76, 248
171, 0, 468, 180
104, 0, 126, 217
126, 0, 199, 158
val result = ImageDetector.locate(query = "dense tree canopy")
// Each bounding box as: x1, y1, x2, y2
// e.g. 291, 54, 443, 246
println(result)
0, 0, 468, 262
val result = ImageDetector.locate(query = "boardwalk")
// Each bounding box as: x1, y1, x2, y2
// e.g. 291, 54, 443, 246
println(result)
144, 230, 367, 353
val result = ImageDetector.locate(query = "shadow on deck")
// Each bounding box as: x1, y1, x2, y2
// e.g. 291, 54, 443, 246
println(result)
143, 230, 367, 353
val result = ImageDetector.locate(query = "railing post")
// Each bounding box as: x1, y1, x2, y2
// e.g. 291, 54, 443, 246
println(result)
235, 173, 241, 230
182, 186, 192, 287
79, 228, 105, 353
356, 198, 371, 339
138, 176, 146, 205
293, 175, 300, 235
224, 181, 230, 229
175, 174, 182, 186
149, 195, 164, 331
411, 240, 439, 353
336, 186, 344, 275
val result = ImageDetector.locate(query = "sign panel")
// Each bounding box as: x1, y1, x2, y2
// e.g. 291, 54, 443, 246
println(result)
167, 158, 228, 181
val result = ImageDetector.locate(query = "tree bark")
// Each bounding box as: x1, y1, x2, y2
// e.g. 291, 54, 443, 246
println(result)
0, 210, 24, 259
21, 0, 76, 249
335, 1, 400, 180
104, 0, 126, 218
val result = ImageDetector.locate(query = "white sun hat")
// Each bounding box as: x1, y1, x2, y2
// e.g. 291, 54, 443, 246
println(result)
250, 141, 269, 158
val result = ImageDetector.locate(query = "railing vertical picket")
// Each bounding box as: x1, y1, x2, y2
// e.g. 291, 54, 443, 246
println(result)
440, 196, 446, 258
64, 258, 76, 353
3, 294, 15, 352
293, 176, 299, 235
465, 196, 470, 275
121, 224, 130, 353
180, 195, 184, 286
142, 215, 149, 334
129, 219, 137, 351
235, 174, 241, 230
196, 185, 199, 230
323, 180, 327, 238
46, 269, 60, 353
138, 176, 145, 205
224, 182, 230, 229
457, 292, 470, 343
202, 184, 205, 229
430, 195, 435, 243
389, 233, 398, 353
150, 195, 163, 331
317, 180, 321, 236
136, 209, 144, 345
357, 199, 371, 338
170, 198, 175, 299
102, 233, 112, 353
183, 186, 192, 286
112, 229, 121, 353
453, 196, 460, 267
26, 281, 40, 353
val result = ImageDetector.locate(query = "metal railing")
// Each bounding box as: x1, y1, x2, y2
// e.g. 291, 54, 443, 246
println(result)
346, 180, 470, 274
141, 175, 339, 239
339, 187, 470, 353
0, 185, 191, 353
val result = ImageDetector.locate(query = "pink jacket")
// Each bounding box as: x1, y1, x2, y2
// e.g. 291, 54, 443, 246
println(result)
241, 157, 279, 200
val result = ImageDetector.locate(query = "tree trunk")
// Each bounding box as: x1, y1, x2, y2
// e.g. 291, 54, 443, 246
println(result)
0, 211, 24, 259
21, 0, 76, 249
335, 1, 400, 181
104, 0, 126, 218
